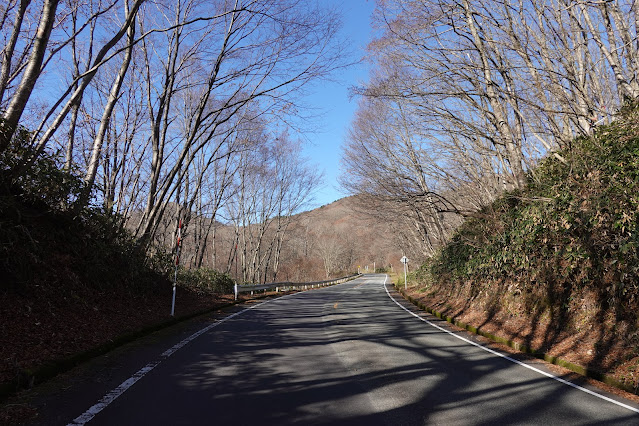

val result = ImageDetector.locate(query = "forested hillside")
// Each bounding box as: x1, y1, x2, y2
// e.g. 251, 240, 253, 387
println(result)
0, 186, 394, 402
0, 0, 350, 290
173, 196, 397, 285
342, 0, 639, 263
3, 0, 639, 410
0, 0, 363, 406
429, 105, 639, 318
403, 104, 639, 390
339, 0, 639, 391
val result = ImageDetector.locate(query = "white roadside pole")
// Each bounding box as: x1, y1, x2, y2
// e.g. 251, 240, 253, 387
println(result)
171, 219, 183, 317
400, 256, 409, 289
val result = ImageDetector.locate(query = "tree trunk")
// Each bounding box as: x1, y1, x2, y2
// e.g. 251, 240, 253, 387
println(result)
1, 0, 59, 153
79, 1, 136, 207
0, 0, 31, 106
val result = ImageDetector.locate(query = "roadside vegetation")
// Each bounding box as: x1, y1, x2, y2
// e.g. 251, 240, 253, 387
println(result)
0, 127, 387, 412
1, 1, 367, 410
0, 127, 237, 399
340, 0, 639, 392
0, 122, 164, 294
406, 104, 639, 390
4, 0, 639, 417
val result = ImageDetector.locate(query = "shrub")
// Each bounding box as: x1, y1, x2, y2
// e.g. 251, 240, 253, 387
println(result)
0, 120, 166, 294
177, 268, 235, 294
0, 118, 84, 210
421, 102, 639, 320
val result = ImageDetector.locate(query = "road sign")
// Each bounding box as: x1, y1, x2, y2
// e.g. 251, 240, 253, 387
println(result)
400, 256, 409, 264
171, 219, 183, 317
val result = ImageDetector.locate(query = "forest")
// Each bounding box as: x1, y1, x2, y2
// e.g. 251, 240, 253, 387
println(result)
343, 0, 639, 261
1, 0, 353, 286
342, 0, 639, 392
2, 0, 639, 410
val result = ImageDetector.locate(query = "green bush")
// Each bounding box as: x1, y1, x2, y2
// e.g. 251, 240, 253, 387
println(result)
177, 268, 235, 294
0, 120, 166, 294
0, 118, 84, 210
422, 103, 639, 320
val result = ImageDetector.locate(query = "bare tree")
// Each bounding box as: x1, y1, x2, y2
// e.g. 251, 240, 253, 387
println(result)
315, 234, 343, 279
223, 125, 321, 283
0, 0, 33, 111
0, 0, 61, 153
80, 0, 137, 204
343, 0, 639, 259
128, 0, 343, 246
2, 0, 142, 166
341, 94, 466, 257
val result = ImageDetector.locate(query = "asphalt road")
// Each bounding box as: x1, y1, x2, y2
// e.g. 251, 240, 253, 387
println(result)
57, 274, 639, 425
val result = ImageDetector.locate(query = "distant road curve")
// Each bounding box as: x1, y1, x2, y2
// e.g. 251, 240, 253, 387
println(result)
65, 274, 638, 425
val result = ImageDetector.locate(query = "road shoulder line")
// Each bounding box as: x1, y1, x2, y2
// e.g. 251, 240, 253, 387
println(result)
382, 275, 639, 414
66, 297, 278, 425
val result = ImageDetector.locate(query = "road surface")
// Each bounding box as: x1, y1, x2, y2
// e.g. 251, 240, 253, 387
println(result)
53, 274, 639, 424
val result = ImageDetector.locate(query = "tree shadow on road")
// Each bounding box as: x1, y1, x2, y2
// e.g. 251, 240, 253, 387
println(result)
150, 283, 639, 425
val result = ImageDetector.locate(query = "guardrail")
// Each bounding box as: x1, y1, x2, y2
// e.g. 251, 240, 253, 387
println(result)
233, 274, 361, 300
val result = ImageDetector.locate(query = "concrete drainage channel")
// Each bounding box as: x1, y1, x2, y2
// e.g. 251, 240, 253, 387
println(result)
392, 283, 639, 397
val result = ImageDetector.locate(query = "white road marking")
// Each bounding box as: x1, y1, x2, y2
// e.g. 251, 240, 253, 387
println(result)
67, 278, 363, 425
382, 275, 639, 414
67, 298, 278, 425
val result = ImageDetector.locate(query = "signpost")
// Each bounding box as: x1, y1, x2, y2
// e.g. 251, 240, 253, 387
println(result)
171, 219, 183, 317
400, 255, 409, 289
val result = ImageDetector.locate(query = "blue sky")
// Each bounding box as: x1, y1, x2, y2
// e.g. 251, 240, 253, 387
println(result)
302, 0, 376, 208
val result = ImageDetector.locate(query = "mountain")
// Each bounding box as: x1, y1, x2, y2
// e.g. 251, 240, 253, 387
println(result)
278, 196, 398, 281
190, 196, 400, 284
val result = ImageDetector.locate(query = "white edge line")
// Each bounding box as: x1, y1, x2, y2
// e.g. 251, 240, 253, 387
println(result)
67, 295, 291, 425
382, 274, 639, 414
67, 278, 360, 426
